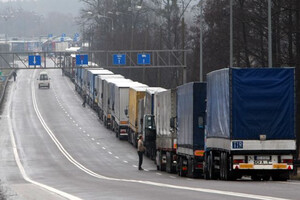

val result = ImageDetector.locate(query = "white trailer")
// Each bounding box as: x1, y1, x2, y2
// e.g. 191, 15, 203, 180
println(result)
95, 74, 124, 118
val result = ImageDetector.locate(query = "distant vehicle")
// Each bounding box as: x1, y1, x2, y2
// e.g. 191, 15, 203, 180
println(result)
37, 71, 50, 89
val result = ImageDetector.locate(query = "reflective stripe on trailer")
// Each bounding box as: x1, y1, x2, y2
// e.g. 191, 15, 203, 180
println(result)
234, 163, 293, 170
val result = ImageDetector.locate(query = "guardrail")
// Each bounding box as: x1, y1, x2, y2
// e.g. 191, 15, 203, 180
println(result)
0, 70, 13, 107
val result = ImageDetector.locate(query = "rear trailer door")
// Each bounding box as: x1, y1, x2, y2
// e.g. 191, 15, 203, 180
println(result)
231, 68, 295, 140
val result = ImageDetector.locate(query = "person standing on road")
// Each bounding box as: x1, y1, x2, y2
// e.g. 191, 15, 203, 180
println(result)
82, 90, 87, 107
12, 71, 17, 81
137, 135, 145, 170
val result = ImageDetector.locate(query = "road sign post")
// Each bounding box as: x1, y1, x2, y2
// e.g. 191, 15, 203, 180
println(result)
137, 53, 151, 65
28, 55, 41, 67
113, 54, 126, 65
76, 54, 88, 66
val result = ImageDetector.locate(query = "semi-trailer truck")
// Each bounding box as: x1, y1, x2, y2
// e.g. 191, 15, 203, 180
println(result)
155, 88, 177, 173
176, 82, 207, 177
204, 68, 296, 181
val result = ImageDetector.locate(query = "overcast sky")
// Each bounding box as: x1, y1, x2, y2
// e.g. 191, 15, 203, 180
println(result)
0, 0, 82, 15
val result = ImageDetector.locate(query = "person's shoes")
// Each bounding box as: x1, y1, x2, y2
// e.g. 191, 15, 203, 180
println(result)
138, 168, 144, 171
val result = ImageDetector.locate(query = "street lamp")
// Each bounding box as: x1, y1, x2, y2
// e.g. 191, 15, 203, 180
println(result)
127, 5, 142, 50
199, 0, 204, 82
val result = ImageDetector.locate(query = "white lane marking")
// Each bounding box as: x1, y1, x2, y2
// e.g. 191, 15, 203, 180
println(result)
76, 124, 78, 127
6, 72, 82, 200
108, 152, 112, 155
96, 142, 100, 145
123, 161, 128, 163
79, 127, 82, 130
87, 134, 90, 137
156, 173, 162, 176
279, 181, 300, 185
170, 176, 176, 179
144, 169, 149, 172
73, 121, 75, 123
102, 147, 106, 150
132, 165, 138, 168
31, 73, 292, 200
83, 131, 86, 133
91, 138, 95, 141
114, 156, 119, 159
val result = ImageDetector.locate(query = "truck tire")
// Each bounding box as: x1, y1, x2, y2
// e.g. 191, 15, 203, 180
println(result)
204, 154, 210, 180
178, 157, 187, 177
156, 151, 161, 170
272, 172, 289, 181
220, 152, 224, 180
208, 151, 216, 180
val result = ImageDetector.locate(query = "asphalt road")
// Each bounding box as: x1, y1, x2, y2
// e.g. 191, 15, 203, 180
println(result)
0, 68, 299, 200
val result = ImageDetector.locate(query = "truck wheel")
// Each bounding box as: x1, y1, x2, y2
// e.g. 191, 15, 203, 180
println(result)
272, 172, 289, 181
223, 153, 229, 180
262, 175, 270, 181
208, 151, 216, 180
178, 157, 187, 177
220, 152, 224, 180
251, 175, 261, 181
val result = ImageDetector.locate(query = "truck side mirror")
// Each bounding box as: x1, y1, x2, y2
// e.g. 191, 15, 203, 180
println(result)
170, 117, 175, 129
198, 116, 204, 129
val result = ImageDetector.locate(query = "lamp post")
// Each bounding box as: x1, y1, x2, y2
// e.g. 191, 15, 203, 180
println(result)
268, 0, 272, 68
230, 0, 233, 68
128, 5, 142, 50
199, 0, 204, 82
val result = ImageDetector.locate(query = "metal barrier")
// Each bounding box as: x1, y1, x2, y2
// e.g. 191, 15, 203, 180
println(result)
0, 70, 13, 107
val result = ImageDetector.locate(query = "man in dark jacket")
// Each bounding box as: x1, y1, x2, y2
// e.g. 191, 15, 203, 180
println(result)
137, 135, 145, 170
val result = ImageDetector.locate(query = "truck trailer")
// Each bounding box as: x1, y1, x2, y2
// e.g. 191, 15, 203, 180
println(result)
176, 82, 207, 177
142, 87, 166, 160
155, 88, 177, 173
96, 74, 124, 119
111, 81, 144, 139
204, 68, 296, 181
128, 85, 148, 147
87, 69, 114, 108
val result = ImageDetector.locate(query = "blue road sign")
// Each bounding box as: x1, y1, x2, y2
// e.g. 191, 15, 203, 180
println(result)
62, 33, 66, 37
137, 53, 151, 65
113, 54, 126, 65
48, 34, 53, 38
75, 33, 80, 37
29, 55, 41, 66
76, 54, 88, 66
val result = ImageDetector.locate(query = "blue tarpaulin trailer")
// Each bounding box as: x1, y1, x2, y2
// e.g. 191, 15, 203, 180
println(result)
204, 67, 296, 181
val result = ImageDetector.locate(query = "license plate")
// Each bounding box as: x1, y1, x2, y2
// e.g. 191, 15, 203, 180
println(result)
255, 156, 271, 160
254, 156, 271, 165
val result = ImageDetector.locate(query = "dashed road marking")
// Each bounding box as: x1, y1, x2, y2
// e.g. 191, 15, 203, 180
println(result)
108, 152, 112, 155
102, 147, 106, 150
123, 161, 128, 163
133, 165, 138, 168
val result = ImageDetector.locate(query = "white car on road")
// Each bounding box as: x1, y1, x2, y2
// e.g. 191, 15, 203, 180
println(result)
38, 71, 50, 89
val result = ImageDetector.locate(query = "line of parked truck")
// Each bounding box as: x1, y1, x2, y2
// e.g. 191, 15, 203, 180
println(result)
63, 64, 297, 181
